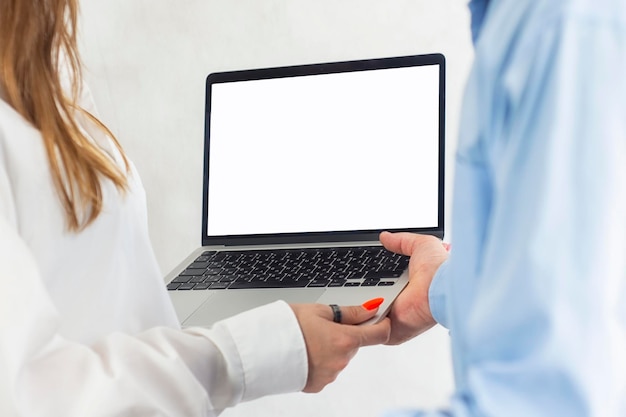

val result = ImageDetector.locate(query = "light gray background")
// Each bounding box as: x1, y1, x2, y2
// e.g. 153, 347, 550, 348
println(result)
78, 1, 473, 416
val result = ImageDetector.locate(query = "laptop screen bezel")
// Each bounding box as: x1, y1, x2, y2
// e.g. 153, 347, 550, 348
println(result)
201, 54, 445, 246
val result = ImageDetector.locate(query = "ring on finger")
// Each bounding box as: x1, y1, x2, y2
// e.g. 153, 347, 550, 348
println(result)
329, 304, 342, 324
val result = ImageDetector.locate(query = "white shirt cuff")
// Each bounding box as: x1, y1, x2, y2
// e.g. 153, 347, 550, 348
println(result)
221, 300, 308, 401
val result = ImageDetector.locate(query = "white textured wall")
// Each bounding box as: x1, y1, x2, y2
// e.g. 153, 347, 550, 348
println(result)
78, 1, 473, 416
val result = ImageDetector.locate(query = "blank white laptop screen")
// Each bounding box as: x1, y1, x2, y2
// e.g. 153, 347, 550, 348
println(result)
207, 64, 440, 237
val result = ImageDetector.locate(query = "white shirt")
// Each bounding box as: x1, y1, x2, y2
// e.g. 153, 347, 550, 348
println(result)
0, 84, 307, 416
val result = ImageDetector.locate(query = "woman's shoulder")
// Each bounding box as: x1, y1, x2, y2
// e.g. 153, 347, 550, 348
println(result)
0, 98, 49, 165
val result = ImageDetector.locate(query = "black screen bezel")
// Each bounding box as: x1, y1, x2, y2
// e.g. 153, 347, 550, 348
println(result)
202, 53, 446, 246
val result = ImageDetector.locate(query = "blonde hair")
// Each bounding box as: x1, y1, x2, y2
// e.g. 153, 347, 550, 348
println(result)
0, 0, 128, 231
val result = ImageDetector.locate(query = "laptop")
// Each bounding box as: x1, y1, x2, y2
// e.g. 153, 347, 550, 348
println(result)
165, 53, 445, 327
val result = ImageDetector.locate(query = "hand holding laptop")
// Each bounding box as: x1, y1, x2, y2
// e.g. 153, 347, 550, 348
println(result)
291, 298, 390, 393
379, 232, 449, 345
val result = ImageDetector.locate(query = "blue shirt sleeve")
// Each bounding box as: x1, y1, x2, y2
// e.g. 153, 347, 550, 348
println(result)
428, 259, 450, 329
386, 4, 626, 416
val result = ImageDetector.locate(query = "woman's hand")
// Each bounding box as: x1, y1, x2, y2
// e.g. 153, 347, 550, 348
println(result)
289, 301, 390, 393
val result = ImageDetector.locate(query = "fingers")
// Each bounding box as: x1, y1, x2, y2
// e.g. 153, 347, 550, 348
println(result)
384, 281, 436, 345
354, 317, 391, 346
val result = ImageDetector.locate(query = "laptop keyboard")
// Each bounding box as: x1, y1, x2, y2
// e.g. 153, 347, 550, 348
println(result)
167, 246, 409, 291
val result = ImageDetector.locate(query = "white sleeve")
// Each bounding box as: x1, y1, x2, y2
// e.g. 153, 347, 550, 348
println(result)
0, 214, 307, 416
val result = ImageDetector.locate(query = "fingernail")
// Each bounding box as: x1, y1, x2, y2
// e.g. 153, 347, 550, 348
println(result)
362, 297, 384, 311
442, 242, 451, 251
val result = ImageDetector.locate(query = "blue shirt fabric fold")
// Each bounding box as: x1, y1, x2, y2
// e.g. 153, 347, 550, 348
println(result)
467, 0, 489, 42
389, 0, 626, 415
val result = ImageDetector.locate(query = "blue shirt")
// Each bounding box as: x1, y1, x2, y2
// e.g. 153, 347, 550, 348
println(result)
389, 0, 626, 415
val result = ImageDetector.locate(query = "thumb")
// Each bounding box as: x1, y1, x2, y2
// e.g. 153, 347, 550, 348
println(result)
339, 305, 377, 325
338, 300, 391, 346
339, 297, 385, 325
380, 231, 433, 257
380, 231, 416, 256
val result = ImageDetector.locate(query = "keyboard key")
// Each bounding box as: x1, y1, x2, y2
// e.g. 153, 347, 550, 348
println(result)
189, 261, 210, 270
219, 276, 237, 283
180, 268, 206, 276
167, 282, 181, 290
308, 279, 330, 288
363, 270, 403, 279
279, 279, 309, 288
229, 280, 305, 289
178, 283, 196, 290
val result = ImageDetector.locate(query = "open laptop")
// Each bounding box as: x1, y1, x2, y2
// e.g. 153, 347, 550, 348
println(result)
165, 53, 445, 327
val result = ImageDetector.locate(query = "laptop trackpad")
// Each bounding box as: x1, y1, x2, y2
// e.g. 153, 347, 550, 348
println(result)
183, 289, 325, 327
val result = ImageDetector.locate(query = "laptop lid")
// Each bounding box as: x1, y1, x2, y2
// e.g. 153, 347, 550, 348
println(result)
202, 54, 445, 247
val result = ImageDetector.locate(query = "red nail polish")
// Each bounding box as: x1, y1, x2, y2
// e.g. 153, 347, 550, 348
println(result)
362, 297, 384, 311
